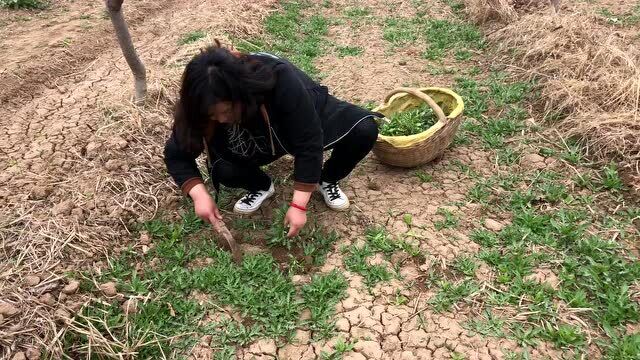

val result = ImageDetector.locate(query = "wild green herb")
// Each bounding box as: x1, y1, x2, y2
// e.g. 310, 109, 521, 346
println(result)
320, 338, 357, 359
0, 0, 47, 9
63, 206, 351, 358
179, 30, 206, 45
344, 6, 371, 18
422, 19, 484, 60
341, 227, 420, 286
604, 332, 640, 359
379, 104, 438, 136
434, 208, 459, 230
429, 279, 479, 312
235, 2, 328, 77
598, 5, 640, 26
382, 17, 421, 46
343, 243, 393, 286
601, 163, 624, 191
415, 170, 433, 183
302, 271, 348, 339
468, 179, 492, 204
268, 205, 338, 267
336, 45, 364, 57
464, 309, 506, 337
542, 324, 585, 349
452, 255, 478, 277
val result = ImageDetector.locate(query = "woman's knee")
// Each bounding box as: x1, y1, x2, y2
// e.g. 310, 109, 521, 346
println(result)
210, 159, 240, 186
351, 116, 379, 148
210, 159, 271, 190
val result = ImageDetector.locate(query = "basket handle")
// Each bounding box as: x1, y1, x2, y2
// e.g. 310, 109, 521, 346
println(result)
384, 87, 448, 124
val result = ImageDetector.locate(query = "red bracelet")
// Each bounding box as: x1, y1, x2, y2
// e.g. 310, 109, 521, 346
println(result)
289, 202, 308, 212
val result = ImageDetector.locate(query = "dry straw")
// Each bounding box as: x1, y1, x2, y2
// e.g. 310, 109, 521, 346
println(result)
466, 0, 518, 23
465, 0, 640, 177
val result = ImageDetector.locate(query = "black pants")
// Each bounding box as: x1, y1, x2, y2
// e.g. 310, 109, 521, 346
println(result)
210, 117, 378, 192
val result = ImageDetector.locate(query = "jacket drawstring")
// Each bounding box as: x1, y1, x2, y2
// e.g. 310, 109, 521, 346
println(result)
202, 137, 220, 203
204, 106, 274, 204
260, 104, 276, 156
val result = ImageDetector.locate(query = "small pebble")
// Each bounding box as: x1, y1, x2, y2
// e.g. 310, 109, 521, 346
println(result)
24, 275, 41, 287
139, 231, 150, 245
0, 301, 20, 317
25, 348, 41, 360
11, 352, 26, 360
54, 308, 70, 324
200, 335, 212, 345
62, 280, 80, 295
100, 282, 117, 296
484, 218, 505, 232
39, 293, 55, 306
121, 298, 138, 315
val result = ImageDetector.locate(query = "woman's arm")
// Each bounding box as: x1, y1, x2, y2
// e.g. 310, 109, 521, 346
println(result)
165, 131, 223, 225
272, 63, 324, 192
271, 63, 325, 237
163, 129, 204, 196
292, 190, 312, 207
189, 183, 223, 224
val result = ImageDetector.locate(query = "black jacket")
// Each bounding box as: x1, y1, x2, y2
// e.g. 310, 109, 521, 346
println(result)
164, 53, 377, 195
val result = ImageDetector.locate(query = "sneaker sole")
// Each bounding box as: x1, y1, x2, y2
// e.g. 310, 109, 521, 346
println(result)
326, 198, 350, 212
233, 191, 274, 215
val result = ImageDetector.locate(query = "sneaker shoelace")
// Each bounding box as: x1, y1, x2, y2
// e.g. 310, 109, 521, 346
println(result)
323, 182, 342, 201
240, 191, 261, 206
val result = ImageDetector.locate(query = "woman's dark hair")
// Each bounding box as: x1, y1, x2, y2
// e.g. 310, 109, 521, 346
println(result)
173, 41, 276, 152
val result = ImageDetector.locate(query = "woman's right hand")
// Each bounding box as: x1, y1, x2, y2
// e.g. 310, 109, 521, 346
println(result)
189, 183, 222, 225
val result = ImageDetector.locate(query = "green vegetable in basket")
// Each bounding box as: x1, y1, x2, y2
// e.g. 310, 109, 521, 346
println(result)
379, 104, 438, 136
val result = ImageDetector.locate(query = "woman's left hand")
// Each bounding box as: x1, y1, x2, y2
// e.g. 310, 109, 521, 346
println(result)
284, 206, 307, 238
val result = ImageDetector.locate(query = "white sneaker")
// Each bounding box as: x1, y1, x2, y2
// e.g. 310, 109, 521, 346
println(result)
319, 181, 350, 211
233, 183, 275, 214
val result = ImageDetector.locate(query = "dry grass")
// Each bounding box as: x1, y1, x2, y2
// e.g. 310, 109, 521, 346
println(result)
465, 1, 640, 180
0, 91, 178, 358
466, 0, 519, 24
564, 111, 640, 167
491, 13, 640, 115
465, 0, 559, 23
61, 298, 191, 360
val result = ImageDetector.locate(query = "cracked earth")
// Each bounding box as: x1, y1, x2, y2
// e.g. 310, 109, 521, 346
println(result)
2, 0, 638, 359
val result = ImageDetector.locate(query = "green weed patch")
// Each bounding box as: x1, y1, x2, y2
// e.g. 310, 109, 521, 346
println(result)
379, 104, 438, 136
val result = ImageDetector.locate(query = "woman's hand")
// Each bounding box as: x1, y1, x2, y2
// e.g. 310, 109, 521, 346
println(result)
285, 190, 312, 237
189, 183, 222, 225
284, 206, 307, 237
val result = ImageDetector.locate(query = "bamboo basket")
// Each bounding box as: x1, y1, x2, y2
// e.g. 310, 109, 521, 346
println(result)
372, 87, 465, 168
